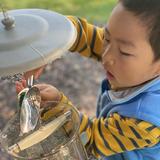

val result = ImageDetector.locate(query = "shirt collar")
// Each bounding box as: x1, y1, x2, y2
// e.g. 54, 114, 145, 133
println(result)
107, 76, 160, 104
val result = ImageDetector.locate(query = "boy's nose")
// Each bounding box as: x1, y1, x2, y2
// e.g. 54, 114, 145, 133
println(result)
102, 49, 115, 67
102, 59, 115, 69
108, 60, 114, 65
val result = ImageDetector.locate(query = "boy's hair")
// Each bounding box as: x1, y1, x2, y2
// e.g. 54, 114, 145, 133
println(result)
119, 0, 160, 61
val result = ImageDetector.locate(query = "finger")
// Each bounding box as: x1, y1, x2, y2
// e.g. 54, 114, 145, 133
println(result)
34, 66, 45, 79
23, 71, 33, 80
21, 79, 27, 88
34, 83, 48, 90
40, 90, 61, 102
40, 92, 53, 101
15, 81, 24, 94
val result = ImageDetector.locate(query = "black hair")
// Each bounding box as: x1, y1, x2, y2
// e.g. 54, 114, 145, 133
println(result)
119, 0, 160, 61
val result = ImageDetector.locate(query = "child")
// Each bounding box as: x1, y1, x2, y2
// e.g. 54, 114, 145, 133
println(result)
16, 0, 160, 159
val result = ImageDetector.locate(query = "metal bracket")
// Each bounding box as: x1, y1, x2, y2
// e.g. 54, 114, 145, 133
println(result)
1, 4, 15, 30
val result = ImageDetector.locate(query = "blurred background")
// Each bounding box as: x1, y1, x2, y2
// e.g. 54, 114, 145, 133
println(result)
0, 0, 116, 159
1, 0, 116, 23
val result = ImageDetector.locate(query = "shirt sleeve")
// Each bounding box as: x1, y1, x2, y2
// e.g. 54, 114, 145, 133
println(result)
80, 113, 160, 158
41, 93, 160, 159
67, 16, 104, 61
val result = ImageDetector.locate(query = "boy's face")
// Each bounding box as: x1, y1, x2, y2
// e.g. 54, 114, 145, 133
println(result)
102, 3, 160, 89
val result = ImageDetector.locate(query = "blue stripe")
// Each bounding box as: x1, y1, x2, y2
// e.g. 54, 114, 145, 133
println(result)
105, 122, 127, 151
78, 43, 88, 53
129, 138, 139, 148
90, 26, 101, 60
129, 126, 142, 139
115, 119, 124, 136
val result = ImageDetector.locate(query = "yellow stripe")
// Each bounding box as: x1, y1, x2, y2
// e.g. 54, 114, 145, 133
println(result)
112, 114, 142, 139
111, 114, 146, 148
128, 121, 148, 139
113, 115, 136, 138
41, 93, 68, 121
84, 113, 159, 158
93, 119, 115, 156
149, 128, 160, 139
85, 126, 92, 144
137, 121, 153, 130
101, 118, 123, 153
68, 16, 104, 59
68, 16, 81, 52
79, 114, 89, 133
147, 140, 159, 147
80, 22, 94, 57
94, 27, 104, 55
112, 114, 158, 148
108, 116, 137, 150
116, 114, 146, 139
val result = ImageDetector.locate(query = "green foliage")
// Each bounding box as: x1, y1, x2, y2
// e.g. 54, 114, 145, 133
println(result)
1, 0, 116, 23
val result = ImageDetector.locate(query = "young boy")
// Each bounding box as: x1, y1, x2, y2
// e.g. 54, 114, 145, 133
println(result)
16, 0, 160, 159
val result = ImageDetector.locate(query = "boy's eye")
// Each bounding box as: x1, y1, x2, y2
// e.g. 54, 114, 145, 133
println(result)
103, 38, 110, 50
105, 38, 110, 42
103, 33, 110, 43
120, 50, 132, 56
103, 37, 110, 44
104, 38, 110, 46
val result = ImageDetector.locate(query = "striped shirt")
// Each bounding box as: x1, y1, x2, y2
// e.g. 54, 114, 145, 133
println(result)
67, 16, 160, 158
68, 16, 104, 61
79, 113, 160, 158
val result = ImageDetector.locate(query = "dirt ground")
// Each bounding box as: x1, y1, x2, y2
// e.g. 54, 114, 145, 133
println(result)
0, 52, 105, 159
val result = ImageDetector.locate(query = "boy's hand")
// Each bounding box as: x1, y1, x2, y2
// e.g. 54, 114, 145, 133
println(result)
15, 65, 45, 93
15, 79, 27, 94
16, 81, 73, 133
35, 83, 61, 102
16, 81, 61, 104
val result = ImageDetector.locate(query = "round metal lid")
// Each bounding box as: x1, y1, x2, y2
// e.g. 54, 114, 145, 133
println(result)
0, 9, 77, 76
